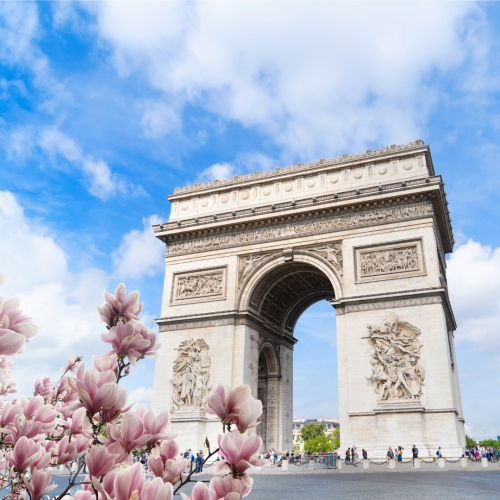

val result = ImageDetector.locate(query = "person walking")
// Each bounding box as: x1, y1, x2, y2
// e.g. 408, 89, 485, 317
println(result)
345, 448, 350, 465
411, 444, 418, 466
397, 446, 403, 463
196, 452, 204, 473
362, 449, 368, 460
436, 447, 442, 460
387, 447, 394, 468
352, 447, 358, 467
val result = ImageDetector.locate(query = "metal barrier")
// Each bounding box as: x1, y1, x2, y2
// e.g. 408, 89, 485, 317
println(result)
292, 454, 339, 469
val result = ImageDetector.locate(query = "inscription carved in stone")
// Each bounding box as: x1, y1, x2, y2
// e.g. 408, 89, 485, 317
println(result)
170, 338, 212, 413
366, 313, 425, 401
165, 201, 433, 256
360, 245, 418, 277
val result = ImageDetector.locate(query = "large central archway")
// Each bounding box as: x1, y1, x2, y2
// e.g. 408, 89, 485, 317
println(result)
237, 252, 341, 451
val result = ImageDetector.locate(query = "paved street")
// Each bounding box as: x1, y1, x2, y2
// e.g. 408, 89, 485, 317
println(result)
49, 471, 500, 500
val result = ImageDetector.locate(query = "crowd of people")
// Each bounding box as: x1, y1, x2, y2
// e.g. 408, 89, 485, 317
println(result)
465, 445, 500, 462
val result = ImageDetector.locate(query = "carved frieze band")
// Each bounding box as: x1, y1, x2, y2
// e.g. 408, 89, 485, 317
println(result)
334, 295, 442, 315
354, 238, 426, 283
165, 201, 433, 256
170, 266, 227, 305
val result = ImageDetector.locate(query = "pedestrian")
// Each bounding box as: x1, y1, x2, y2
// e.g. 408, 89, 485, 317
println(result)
195, 452, 203, 473
411, 444, 418, 465
352, 446, 358, 467
436, 447, 442, 459
387, 447, 394, 467
397, 446, 403, 462
345, 448, 350, 465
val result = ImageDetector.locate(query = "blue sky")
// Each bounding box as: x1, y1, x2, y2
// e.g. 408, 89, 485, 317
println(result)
1, 1, 500, 441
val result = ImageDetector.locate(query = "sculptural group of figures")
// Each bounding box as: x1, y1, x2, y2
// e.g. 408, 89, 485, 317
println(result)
360, 247, 419, 276
176, 273, 223, 299
366, 313, 425, 400
170, 338, 212, 412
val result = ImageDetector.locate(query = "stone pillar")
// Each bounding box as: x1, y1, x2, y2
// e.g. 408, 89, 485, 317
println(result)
338, 459, 343, 470
413, 458, 420, 469
438, 458, 445, 468
282, 460, 289, 470
389, 460, 396, 469
460, 458, 468, 468
481, 457, 488, 468
363, 459, 369, 470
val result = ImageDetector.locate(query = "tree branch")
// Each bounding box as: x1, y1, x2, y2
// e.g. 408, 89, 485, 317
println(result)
173, 448, 219, 494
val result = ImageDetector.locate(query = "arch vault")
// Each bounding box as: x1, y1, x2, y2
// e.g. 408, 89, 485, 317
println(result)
151, 141, 465, 458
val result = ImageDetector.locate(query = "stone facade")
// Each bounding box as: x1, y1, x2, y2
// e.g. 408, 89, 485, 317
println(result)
151, 141, 465, 457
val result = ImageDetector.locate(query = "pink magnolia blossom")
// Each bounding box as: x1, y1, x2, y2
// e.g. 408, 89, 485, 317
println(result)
101, 386, 131, 423
5, 436, 43, 473
0, 328, 25, 356
140, 478, 173, 500
180, 482, 211, 500
1, 414, 43, 442
97, 283, 143, 328
213, 431, 268, 477
210, 475, 252, 500
60, 355, 83, 375
56, 376, 79, 404
159, 439, 179, 463
0, 401, 22, 427
86, 446, 120, 479
75, 491, 96, 500
163, 458, 187, 485
34, 377, 56, 402
93, 354, 118, 375
91, 469, 119, 500
0, 355, 13, 384
101, 322, 151, 366
113, 462, 146, 500
0, 296, 39, 343
132, 323, 161, 360
57, 435, 92, 465
136, 405, 174, 445
62, 407, 93, 439
0, 379, 16, 395
111, 412, 152, 453
206, 385, 262, 432
68, 363, 118, 414
23, 468, 57, 500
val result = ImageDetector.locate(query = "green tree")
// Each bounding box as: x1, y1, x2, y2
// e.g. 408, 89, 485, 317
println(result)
303, 429, 340, 453
465, 435, 477, 449
478, 439, 500, 451
299, 423, 326, 442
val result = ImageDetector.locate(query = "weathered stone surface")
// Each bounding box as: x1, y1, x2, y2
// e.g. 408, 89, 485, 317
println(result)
151, 142, 465, 457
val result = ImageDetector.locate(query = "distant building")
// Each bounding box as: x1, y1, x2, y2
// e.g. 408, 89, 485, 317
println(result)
292, 417, 340, 450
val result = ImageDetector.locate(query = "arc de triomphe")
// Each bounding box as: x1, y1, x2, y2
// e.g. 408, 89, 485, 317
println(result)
151, 140, 465, 457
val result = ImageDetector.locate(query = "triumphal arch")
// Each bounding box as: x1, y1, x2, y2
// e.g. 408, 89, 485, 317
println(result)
151, 140, 465, 457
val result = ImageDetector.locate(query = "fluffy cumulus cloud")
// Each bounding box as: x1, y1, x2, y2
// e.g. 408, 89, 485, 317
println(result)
448, 239, 500, 351
112, 215, 165, 280
90, 1, 482, 157
447, 239, 500, 439
0, 191, 163, 396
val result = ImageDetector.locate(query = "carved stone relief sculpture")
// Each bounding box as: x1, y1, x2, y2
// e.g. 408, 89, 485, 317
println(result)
354, 239, 426, 283
366, 313, 425, 401
360, 246, 418, 276
238, 253, 273, 288
308, 243, 343, 276
171, 266, 227, 304
170, 338, 212, 413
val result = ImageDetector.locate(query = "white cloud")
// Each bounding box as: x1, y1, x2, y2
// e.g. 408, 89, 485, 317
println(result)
197, 162, 234, 183
448, 239, 500, 351
0, 191, 164, 397
140, 99, 181, 138
36, 127, 133, 200
128, 386, 153, 409
90, 1, 482, 157
112, 215, 165, 281
82, 159, 126, 200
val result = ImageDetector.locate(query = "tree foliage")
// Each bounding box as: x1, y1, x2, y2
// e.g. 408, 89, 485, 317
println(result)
299, 423, 326, 442
465, 435, 477, 449
303, 428, 340, 453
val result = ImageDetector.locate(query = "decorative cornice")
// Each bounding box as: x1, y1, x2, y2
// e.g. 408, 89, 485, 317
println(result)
164, 200, 434, 256
172, 140, 427, 196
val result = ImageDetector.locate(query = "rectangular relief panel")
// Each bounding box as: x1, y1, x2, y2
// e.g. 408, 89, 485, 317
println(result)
354, 238, 426, 283
170, 265, 228, 305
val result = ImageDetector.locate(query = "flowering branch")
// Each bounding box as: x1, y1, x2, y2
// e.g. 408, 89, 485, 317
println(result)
0, 274, 269, 500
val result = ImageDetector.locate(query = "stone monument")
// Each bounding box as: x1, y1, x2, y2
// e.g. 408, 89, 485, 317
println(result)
151, 140, 465, 457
